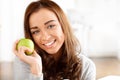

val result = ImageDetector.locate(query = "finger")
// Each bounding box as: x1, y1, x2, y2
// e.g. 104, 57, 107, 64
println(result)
25, 47, 34, 54
32, 50, 41, 59
13, 39, 19, 50
18, 46, 26, 55
18, 47, 36, 65
13, 39, 20, 56
32, 50, 38, 56
16, 46, 26, 59
18, 46, 33, 56
17, 46, 31, 63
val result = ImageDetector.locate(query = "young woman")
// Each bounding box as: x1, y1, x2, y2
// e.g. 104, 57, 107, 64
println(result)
13, 0, 96, 80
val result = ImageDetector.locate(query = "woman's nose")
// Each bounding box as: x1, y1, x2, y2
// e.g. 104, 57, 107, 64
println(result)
41, 31, 50, 41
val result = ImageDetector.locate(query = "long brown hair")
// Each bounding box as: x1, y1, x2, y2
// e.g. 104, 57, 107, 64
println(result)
24, 0, 82, 79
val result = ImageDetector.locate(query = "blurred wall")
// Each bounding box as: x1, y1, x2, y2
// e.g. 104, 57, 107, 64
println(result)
74, 0, 120, 57
0, 0, 37, 61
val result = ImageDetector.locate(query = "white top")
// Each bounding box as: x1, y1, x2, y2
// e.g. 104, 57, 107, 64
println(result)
98, 75, 120, 80
13, 54, 96, 80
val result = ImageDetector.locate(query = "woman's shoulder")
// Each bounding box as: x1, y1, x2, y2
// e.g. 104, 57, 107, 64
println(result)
77, 53, 96, 80
77, 53, 95, 67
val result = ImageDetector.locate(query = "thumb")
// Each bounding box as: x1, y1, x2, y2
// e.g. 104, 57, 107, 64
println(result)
32, 50, 41, 58
21, 46, 34, 55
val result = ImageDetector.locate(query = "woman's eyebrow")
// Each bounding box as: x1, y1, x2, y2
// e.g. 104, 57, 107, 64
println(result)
30, 26, 38, 30
44, 20, 55, 25
30, 20, 55, 30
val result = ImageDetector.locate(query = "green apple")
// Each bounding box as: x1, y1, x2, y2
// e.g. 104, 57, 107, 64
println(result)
17, 38, 34, 55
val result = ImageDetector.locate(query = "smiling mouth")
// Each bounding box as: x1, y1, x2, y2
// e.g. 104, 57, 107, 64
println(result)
43, 40, 56, 47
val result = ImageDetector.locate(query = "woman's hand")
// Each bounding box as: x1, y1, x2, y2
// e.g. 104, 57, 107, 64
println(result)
13, 40, 42, 76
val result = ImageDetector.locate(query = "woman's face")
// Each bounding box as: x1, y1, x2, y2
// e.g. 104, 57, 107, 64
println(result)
29, 8, 65, 55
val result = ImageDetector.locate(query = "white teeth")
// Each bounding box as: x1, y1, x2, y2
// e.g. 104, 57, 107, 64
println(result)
44, 41, 54, 46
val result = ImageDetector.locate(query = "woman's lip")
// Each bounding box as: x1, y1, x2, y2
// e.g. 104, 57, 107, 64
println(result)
43, 40, 56, 46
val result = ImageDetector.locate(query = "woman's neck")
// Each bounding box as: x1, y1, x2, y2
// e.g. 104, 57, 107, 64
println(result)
52, 49, 62, 61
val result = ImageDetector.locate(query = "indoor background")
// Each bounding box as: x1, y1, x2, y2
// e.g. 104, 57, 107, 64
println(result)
0, 0, 120, 80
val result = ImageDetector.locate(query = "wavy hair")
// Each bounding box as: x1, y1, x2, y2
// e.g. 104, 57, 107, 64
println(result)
24, 0, 82, 79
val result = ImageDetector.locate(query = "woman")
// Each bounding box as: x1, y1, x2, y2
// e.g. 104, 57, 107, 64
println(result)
13, 0, 96, 80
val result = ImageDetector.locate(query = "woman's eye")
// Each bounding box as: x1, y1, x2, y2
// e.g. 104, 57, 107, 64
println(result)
31, 30, 40, 34
47, 25, 55, 29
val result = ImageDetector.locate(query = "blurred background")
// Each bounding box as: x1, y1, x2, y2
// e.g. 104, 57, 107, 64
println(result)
0, 0, 120, 80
